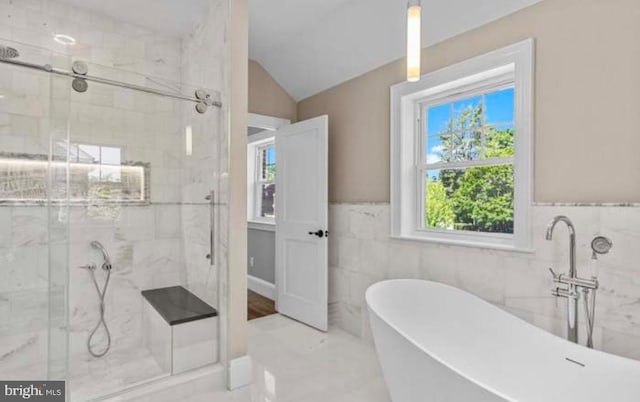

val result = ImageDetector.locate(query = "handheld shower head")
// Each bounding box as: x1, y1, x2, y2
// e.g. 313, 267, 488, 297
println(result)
591, 236, 612, 259
91, 241, 112, 271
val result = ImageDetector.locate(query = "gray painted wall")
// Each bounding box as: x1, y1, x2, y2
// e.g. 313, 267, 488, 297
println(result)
247, 228, 275, 284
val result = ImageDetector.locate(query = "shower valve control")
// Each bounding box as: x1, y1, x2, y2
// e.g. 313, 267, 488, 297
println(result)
549, 268, 598, 290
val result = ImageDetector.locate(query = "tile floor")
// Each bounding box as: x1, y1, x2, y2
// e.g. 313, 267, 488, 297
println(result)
71, 347, 166, 401
128, 314, 390, 402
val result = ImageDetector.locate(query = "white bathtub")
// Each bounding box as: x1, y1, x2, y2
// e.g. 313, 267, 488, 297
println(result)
366, 279, 640, 402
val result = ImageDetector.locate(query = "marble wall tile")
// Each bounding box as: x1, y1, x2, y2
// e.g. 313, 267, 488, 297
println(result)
602, 328, 640, 361
337, 302, 363, 339
143, 301, 171, 374
0, 244, 47, 292
420, 244, 460, 284
0, 330, 47, 379
338, 237, 359, 271
387, 241, 421, 279
172, 316, 218, 374
329, 266, 349, 304
154, 205, 182, 239
330, 203, 640, 361
329, 204, 349, 236
11, 207, 47, 247
328, 235, 339, 267
347, 271, 382, 308
455, 250, 506, 304
358, 239, 389, 277
349, 206, 378, 241
0, 293, 9, 321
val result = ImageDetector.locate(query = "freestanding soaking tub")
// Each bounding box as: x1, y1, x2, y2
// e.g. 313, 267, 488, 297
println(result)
366, 279, 640, 402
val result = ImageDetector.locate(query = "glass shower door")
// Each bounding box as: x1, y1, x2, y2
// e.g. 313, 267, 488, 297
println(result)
0, 40, 70, 381
59, 62, 224, 401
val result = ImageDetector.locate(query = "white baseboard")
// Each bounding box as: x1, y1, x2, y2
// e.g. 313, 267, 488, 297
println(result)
248, 275, 275, 300
228, 355, 252, 390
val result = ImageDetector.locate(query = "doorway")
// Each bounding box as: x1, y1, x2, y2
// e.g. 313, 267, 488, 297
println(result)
246, 113, 329, 330
247, 113, 288, 320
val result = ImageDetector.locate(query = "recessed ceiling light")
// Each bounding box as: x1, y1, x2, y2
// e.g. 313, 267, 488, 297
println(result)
0, 94, 4, 99
54, 34, 76, 46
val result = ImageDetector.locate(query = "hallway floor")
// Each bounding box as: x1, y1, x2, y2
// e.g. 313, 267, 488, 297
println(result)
131, 314, 390, 401
247, 291, 277, 320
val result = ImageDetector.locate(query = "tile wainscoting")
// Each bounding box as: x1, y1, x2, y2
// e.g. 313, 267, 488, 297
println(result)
328, 203, 640, 361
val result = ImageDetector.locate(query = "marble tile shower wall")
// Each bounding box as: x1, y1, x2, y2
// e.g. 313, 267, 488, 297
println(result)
179, 0, 229, 310
0, 0, 227, 381
0, 206, 51, 379
329, 203, 640, 361
0, 0, 182, 81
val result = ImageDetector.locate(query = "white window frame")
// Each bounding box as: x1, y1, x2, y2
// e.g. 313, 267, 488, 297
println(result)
247, 113, 289, 230
390, 39, 534, 251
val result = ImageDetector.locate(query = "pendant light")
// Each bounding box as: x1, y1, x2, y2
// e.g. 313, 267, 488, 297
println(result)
406, 0, 422, 82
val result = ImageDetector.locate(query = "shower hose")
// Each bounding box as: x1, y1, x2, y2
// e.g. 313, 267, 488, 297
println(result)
87, 266, 112, 358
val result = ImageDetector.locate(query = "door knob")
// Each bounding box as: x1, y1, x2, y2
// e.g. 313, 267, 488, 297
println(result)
308, 230, 326, 238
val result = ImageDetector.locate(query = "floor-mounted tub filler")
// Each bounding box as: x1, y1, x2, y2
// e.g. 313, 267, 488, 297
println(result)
366, 279, 640, 402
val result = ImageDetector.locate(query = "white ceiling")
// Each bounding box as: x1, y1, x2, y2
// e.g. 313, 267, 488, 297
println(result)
56, 0, 209, 37
249, 0, 543, 101
55, 0, 543, 101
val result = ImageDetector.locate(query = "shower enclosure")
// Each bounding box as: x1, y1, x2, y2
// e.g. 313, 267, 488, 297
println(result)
0, 0, 230, 400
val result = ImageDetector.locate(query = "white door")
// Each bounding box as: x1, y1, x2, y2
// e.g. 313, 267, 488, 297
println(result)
275, 115, 329, 331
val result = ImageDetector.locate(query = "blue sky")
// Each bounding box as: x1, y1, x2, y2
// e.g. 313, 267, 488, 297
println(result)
426, 87, 514, 164
265, 146, 276, 165
263, 146, 276, 179
425, 87, 514, 181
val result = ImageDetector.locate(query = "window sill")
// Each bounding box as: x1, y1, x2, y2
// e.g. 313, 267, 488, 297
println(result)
390, 234, 534, 254
248, 220, 276, 232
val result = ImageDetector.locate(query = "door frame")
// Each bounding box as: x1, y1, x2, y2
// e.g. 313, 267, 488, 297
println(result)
248, 112, 290, 132
246, 113, 290, 304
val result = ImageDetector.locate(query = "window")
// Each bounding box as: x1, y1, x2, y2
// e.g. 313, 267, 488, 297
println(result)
246, 114, 290, 227
256, 142, 276, 220
422, 86, 515, 233
248, 136, 277, 224
391, 40, 533, 250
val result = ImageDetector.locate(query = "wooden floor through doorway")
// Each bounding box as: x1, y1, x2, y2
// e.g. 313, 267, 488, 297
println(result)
248, 290, 277, 320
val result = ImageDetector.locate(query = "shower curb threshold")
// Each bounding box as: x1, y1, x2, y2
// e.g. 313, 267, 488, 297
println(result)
93, 363, 225, 402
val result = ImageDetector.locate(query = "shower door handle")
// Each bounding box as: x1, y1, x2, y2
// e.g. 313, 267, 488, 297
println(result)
205, 190, 215, 266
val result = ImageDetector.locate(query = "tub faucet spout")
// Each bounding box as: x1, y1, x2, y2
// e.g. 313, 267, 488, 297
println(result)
546, 215, 578, 343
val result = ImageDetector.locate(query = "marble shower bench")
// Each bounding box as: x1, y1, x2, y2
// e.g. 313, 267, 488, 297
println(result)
142, 286, 218, 374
